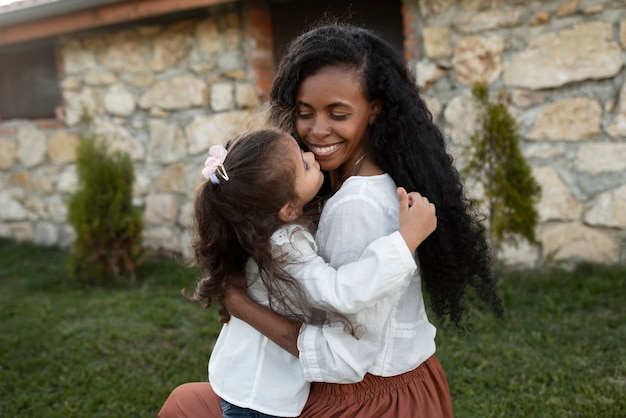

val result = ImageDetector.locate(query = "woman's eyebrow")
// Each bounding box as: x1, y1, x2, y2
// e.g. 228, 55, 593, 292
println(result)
296, 100, 348, 108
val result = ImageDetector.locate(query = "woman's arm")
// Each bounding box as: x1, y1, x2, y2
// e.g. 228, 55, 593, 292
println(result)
223, 283, 302, 358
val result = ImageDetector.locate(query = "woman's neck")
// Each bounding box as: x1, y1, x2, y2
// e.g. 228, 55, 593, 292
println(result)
329, 154, 383, 191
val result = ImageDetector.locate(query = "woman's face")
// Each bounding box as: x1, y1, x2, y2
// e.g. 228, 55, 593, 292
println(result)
295, 65, 380, 174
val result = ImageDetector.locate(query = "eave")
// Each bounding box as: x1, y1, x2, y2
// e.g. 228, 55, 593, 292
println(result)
0, 0, 236, 47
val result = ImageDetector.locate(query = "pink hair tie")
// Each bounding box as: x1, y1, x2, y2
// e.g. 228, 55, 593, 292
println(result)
202, 145, 230, 184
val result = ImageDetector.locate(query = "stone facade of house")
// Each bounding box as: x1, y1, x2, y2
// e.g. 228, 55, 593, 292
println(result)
0, 0, 624, 266
408, 0, 626, 266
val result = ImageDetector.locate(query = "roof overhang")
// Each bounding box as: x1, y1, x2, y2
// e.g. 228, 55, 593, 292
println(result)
0, 0, 236, 47
0, 0, 126, 27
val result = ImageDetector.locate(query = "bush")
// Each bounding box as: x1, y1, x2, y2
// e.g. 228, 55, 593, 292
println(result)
462, 82, 541, 258
66, 114, 143, 284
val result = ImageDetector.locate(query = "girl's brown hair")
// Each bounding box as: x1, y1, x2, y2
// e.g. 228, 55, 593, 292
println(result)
187, 128, 321, 323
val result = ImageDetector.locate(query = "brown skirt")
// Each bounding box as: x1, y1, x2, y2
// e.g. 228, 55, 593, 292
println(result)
299, 355, 453, 418
157, 356, 452, 418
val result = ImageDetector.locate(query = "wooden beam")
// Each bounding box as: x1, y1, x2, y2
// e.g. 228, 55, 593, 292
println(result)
0, 0, 236, 46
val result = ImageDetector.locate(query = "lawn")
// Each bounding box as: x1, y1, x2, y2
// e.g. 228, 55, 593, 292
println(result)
0, 238, 624, 417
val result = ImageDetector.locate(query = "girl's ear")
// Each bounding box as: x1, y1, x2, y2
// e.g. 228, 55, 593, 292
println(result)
279, 201, 299, 222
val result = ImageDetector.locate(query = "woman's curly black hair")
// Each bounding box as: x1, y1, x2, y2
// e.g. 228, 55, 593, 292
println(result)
268, 23, 504, 328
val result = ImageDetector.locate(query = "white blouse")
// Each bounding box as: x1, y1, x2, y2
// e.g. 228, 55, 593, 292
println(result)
298, 174, 437, 383
209, 221, 418, 416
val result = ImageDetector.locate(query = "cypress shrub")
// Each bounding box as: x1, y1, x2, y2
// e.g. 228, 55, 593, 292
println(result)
66, 114, 143, 284
462, 82, 541, 259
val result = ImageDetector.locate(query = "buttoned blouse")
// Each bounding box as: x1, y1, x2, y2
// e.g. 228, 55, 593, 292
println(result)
298, 174, 437, 384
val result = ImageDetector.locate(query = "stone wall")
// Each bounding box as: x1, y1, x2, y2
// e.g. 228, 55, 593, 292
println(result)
0, 2, 260, 257
411, 0, 626, 265
0, 0, 625, 266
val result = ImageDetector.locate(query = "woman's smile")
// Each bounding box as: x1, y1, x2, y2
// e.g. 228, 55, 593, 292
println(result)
307, 142, 342, 158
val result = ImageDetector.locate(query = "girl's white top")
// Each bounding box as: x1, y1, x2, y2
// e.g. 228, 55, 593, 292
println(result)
209, 207, 418, 416
298, 174, 437, 383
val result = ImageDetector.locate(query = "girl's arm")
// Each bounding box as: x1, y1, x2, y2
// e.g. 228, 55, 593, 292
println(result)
225, 186, 436, 381
280, 188, 435, 314
223, 190, 434, 353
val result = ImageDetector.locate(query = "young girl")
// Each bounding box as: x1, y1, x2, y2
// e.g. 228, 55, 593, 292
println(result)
187, 127, 436, 418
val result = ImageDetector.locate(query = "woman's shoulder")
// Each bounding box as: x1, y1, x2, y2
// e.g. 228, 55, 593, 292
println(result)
319, 174, 398, 225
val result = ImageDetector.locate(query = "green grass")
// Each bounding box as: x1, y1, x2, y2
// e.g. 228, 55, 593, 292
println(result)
0, 240, 220, 418
1, 239, 624, 417
437, 263, 626, 417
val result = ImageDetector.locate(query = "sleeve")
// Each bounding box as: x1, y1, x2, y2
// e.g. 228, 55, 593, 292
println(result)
297, 322, 378, 383
278, 227, 415, 314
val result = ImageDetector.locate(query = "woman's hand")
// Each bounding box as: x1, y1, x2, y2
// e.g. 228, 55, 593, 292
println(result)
220, 274, 248, 323
397, 187, 437, 253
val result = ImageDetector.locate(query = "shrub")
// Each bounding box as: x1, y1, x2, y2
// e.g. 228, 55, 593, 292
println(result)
66, 113, 143, 284
462, 82, 541, 259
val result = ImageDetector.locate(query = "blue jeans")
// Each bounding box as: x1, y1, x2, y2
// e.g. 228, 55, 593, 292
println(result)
220, 399, 283, 418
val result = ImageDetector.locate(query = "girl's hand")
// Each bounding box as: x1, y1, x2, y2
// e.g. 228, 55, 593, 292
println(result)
397, 187, 437, 253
